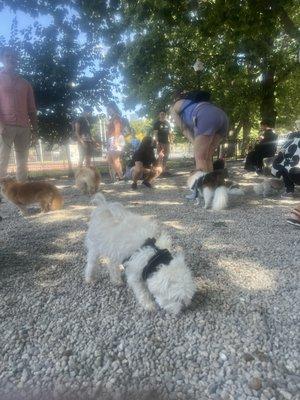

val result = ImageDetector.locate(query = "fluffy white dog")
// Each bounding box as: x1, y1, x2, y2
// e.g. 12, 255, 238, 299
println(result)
85, 194, 196, 314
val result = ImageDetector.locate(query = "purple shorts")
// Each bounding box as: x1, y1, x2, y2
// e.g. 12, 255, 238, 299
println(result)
180, 101, 229, 138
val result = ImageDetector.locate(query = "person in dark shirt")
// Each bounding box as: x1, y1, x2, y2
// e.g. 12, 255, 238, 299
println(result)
245, 120, 278, 173
153, 111, 171, 174
75, 106, 94, 167
131, 136, 163, 190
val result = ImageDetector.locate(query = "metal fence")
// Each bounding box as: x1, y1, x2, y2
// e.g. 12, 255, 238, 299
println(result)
7, 141, 194, 174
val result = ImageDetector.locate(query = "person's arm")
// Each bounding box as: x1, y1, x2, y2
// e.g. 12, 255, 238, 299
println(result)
171, 109, 194, 143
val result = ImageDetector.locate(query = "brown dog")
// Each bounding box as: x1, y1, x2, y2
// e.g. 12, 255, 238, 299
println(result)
75, 166, 101, 195
0, 177, 63, 215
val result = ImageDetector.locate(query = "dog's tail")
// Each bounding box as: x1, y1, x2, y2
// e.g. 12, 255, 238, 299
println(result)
212, 186, 228, 210
51, 190, 64, 210
91, 192, 106, 206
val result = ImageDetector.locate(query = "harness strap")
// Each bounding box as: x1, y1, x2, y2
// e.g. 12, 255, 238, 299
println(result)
122, 237, 173, 281
142, 248, 173, 281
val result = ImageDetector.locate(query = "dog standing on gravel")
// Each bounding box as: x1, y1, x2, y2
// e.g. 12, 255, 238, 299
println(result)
0, 177, 63, 215
187, 169, 229, 210
75, 166, 101, 195
85, 193, 196, 314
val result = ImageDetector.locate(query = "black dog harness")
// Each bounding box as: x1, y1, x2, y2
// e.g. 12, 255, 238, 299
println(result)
122, 237, 173, 281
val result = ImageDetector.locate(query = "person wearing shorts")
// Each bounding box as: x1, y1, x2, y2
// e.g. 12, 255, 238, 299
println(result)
75, 106, 94, 167
153, 111, 171, 174
171, 91, 228, 172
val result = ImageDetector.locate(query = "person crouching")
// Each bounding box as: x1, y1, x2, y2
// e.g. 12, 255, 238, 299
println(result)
131, 136, 163, 190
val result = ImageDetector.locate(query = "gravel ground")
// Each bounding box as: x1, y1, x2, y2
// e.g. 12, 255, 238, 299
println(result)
0, 160, 299, 400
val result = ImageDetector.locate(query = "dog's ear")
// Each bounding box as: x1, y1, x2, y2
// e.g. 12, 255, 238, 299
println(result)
156, 232, 172, 250
108, 202, 127, 221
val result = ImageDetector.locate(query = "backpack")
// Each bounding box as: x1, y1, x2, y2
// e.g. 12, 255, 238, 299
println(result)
178, 90, 211, 103
177, 90, 211, 117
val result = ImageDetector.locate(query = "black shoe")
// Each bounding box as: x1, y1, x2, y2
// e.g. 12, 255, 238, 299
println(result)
142, 180, 152, 188
131, 182, 137, 190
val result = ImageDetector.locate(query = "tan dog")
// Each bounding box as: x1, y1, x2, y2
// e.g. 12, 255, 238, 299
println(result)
0, 177, 63, 215
75, 166, 100, 195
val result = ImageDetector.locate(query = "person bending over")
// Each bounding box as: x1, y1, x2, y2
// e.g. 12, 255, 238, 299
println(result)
131, 136, 163, 190
171, 90, 228, 172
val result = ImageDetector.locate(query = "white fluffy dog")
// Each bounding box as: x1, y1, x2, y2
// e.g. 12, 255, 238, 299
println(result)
85, 194, 196, 314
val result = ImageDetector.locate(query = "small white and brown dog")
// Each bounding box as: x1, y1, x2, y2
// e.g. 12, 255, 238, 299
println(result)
187, 169, 245, 210
75, 166, 101, 195
85, 193, 196, 314
187, 169, 229, 210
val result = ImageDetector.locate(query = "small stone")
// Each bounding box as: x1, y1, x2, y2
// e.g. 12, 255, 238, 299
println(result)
254, 350, 268, 362
243, 353, 255, 362
208, 383, 218, 394
248, 377, 262, 391
277, 388, 292, 400
62, 349, 73, 357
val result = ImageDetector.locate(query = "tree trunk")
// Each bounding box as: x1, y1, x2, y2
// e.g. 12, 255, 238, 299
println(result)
65, 142, 74, 178
260, 66, 277, 127
241, 117, 251, 156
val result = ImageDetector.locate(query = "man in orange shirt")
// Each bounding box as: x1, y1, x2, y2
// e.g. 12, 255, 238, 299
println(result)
0, 47, 38, 181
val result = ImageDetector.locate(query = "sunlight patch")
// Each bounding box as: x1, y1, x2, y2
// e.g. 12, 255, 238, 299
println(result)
219, 259, 276, 291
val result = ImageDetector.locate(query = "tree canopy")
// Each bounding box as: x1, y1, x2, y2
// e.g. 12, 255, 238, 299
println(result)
1, 0, 299, 145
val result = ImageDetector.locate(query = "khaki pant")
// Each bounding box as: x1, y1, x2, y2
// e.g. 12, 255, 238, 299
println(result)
0, 125, 31, 181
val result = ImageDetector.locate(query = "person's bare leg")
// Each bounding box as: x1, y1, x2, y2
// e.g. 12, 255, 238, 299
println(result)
147, 165, 163, 183
207, 134, 223, 171
113, 155, 123, 179
193, 135, 214, 171
291, 207, 300, 222
132, 162, 144, 184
